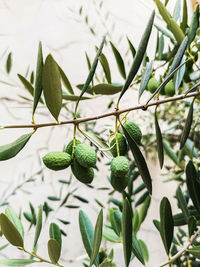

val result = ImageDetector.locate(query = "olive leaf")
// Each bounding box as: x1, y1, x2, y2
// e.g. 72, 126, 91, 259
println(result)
138, 60, 153, 101
138, 239, 149, 262
97, 50, 111, 84
110, 41, 126, 79
90, 83, 123, 95
109, 209, 122, 237
186, 161, 200, 214
0, 213, 24, 247
160, 197, 174, 255
5, 206, 24, 239
90, 209, 103, 266
172, 0, 181, 22
122, 198, 132, 267
153, 0, 185, 44
187, 246, 200, 259
163, 141, 178, 165
0, 132, 33, 161
6, 52, 12, 74
188, 5, 199, 46
118, 10, 155, 102
62, 94, 91, 101
180, 99, 194, 149
122, 126, 152, 195
33, 41, 43, 115
154, 24, 175, 43
33, 205, 43, 249
132, 233, 145, 265
0, 259, 36, 266
155, 110, 164, 169
188, 216, 197, 238
18, 74, 34, 96
42, 54, 62, 121
47, 239, 61, 264
185, 80, 200, 94
58, 65, 74, 95
176, 186, 189, 223
127, 37, 136, 58
49, 223, 62, 249
181, 0, 188, 32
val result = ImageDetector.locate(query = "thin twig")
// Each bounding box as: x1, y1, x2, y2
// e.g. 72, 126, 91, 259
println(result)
159, 229, 200, 267
1, 90, 200, 130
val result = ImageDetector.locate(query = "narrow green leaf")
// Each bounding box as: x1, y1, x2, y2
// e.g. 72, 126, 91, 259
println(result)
187, 246, 200, 258
73, 195, 89, 203
62, 94, 91, 101
188, 5, 199, 46
33, 205, 43, 249
180, 100, 194, 149
132, 233, 145, 265
172, 0, 181, 22
76, 37, 105, 109
153, 0, 185, 44
79, 210, 94, 258
48, 196, 60, 201
85, 52, 92, 71
29, 203, 36, 225
155, 111, 164, 168
176, 186, 189, 223
33, 41, 43, 115
103, 228, 120, 243
135, 191, 149, 207
185, 80, 200, 94
5, 206, 24, 238
153, 219, 161, 231
0, 132, 33, 161
160, 197, 174, 255
186, 161, 200, 213
109, 209, 122, 236
138, 60, 153, 101
90, 209, 103, 266
90, 83, 122, 95
138, 239, 149, 262
122, 125, 152, 194
132, 209, 140, 233
0, 259, 36, 266
139, 195, 151, 225
23, 212, 32, 222
0, 213, 23, 247
58, 65, 74, 95
49, 223, 62, 249
127, 37, 136, 58
110, 42, 126, 79
173, 56, 185, 92
48, 239, 61, 264
6, 52, 12, 74
181, 0, 188, 32
158, 34, 164, 60
18, 74, 34, 96
188, 216, 197, 238
42, 54, 62, 121
98, 51, 111, 84
163, 141, 178, 165
154, 24, 175, 43
122, 198, 132, 267
118, 10, 155, 102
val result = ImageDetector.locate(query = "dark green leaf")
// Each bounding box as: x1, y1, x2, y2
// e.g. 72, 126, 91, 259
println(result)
122, 198, 132, 267
18, 74, 34, 96
138, 239, 149, 262
90, 83, 122, 95
155, 111, 164, 169
33, 205, 43, 249
163, 141, 178, 165
29, 203, 36, 225
123, 126, 152, 194
139, 195, 151, 225
109, 209, 122, 236
176, 186, 189, 223
132, 210, 140, 233
33, 41, 43, 115
153, 0, 185, 44
110, 42, 126, 79
138, 60, 153, 101
0, 213, 23, 247
180, 100, 194, 149
188, 216, 197, 238
62, 94, 91, 101
47, 239, 61, 264
0, 132, 33, 161
79, 210, 94, 258
118, 10, 155, 102
73, 195, 89, 203
135, 191, 149, 207
160, 197, 174, 255
90, 209, 103, 266
6, 52, 12, 74
49, 222, 62, 248
132, 233, 145, 265
0, 259, 36, 266
133, 183, 146, 195
58, 65, 74, 95
186, 161, 200, 213
187, 246, 200, 258
42, 54, 62, 121
75, 37, 105, 110
127, 37, 136, 58
158, 34, 164, 60
5, 206, 24, 238
23, 212, 32, 222
153, 219, 161, 231
188, 5, 199, 46
47, 196, 60, 201
181, 0, 188, 32
98, 51, 111, 83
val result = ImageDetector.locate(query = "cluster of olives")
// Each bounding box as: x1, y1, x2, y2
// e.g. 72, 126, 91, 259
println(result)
43, 140, 97, 184
42, 121, 142, 192
147, 77, 175, 97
